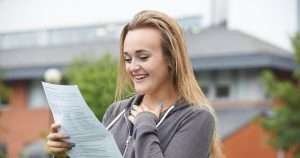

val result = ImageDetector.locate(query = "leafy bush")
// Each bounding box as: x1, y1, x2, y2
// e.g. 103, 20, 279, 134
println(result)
261, 33, 300, 158
65, 54, 118, 120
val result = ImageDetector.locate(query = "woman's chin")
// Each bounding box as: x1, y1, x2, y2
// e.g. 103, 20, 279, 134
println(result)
135, 89, 146, 95
134, 87, 149, 95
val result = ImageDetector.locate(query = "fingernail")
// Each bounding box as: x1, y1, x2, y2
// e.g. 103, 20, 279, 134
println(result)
70, 143, 76, 147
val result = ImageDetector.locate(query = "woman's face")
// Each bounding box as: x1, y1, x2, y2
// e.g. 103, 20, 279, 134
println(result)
123, 27, 172, 95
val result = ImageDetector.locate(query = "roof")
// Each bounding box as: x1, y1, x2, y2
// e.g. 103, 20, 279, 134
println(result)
0, 25, 295, 80
0, 39, 119, 80
0, 39, 119, 69
185, 26, 295, 71
186, 26, 292, 57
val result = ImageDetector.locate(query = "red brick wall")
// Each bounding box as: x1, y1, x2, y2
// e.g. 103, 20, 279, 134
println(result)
1, 80, 296, 158
0, 80, 51, 158
222, 120, 294, 158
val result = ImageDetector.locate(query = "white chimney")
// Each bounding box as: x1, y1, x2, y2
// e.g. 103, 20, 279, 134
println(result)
211, 0, 228, 26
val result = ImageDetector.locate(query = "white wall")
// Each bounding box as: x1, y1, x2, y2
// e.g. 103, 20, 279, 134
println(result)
197, 69, 266, 100
233, 70, 265, 100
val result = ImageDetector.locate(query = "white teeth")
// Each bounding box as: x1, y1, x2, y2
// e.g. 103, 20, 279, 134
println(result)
134, 75, 147, 80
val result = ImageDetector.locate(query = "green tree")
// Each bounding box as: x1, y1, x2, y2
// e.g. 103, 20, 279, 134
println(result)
65, 54, 118, 120
0, 70, 10, 105
262, 33, 300, 157
0, 150, 5, 158
0, 69, 8, 158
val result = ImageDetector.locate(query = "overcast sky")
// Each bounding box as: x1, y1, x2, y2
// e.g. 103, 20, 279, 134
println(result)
0, 0, 212, 32
0, 0, 296, 51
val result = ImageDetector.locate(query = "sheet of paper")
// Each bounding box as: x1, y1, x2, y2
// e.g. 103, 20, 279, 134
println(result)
42, 82, 122, 158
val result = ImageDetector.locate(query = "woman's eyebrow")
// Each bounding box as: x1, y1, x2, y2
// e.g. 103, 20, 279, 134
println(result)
124, 49, 150, 56
135, 49, 150, 54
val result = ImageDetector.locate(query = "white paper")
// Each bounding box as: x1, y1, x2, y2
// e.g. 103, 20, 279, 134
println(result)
42, 82, 122, 158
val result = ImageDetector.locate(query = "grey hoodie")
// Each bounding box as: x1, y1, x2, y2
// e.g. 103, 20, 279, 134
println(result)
102, 95, 215, 158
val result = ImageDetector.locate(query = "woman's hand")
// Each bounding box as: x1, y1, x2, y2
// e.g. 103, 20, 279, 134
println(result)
128, 104, 162, 124
46, 123, 74, 158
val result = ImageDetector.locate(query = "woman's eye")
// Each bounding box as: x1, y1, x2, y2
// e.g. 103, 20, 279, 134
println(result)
124, 58, 132, 63
139, 56, 149, 61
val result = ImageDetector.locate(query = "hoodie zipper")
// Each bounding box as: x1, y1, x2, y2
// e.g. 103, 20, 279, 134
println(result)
122, 135, 131, 157
122, 112, 133, 157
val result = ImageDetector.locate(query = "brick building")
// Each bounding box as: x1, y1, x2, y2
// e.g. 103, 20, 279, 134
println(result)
0, 22, 296, 158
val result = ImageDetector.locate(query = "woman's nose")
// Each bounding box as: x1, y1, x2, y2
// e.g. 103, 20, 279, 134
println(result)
129, 60, 141, 72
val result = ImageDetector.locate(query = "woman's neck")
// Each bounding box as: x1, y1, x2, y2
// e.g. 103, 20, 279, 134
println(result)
142, 86, 178, 111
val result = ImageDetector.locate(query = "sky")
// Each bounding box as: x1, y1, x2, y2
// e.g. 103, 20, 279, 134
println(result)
0, 0, 296, 51
0, 0, 212, 32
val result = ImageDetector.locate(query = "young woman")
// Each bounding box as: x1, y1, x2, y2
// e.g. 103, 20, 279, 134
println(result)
47, 10, 223, 158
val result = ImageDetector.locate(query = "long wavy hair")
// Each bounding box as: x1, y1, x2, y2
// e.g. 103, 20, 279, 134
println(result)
115, 10, 224, 158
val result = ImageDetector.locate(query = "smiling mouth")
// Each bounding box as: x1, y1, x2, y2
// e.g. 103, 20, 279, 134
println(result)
133, 74, 149, 82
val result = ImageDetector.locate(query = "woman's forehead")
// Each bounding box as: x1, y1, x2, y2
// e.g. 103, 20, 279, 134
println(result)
123, 28, 162, 53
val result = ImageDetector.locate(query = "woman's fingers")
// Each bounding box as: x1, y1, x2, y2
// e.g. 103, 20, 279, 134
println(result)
47, 140, 73, 149
47, 133, 70, 141
47, 137, 73, 156
48, 147, 65, 153
46, 134, 74, 156
47, 123, 74, 157
140, 103, 162, 118
130, 104, 160, 124
47, 146, 69, 155
129, 105, 144, 124
50, 123, 61, 133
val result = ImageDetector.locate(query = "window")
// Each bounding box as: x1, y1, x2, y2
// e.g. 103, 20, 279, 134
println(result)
28, 80, 47, 108
0, 32, 40, 49
0, 82, 10, 107
0, 98, 8, 107
0, 143, 6, 158
216, 84, 230, 98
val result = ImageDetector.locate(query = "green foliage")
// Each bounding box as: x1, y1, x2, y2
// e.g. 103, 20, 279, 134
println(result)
261, 33, 300, 156
292, 33, 300, 80
0, 152, 5, 158
292, 33, 300, 64
0, 70, 10, 105
0, 141, 5, 158
65, 54, 117, 120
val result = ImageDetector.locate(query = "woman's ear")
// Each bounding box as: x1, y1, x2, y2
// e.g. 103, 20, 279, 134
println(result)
168, 63, 172, 70
167, 58, 173, 71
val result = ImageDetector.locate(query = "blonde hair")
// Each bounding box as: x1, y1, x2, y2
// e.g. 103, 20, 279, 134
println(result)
115, 10, 224, 158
